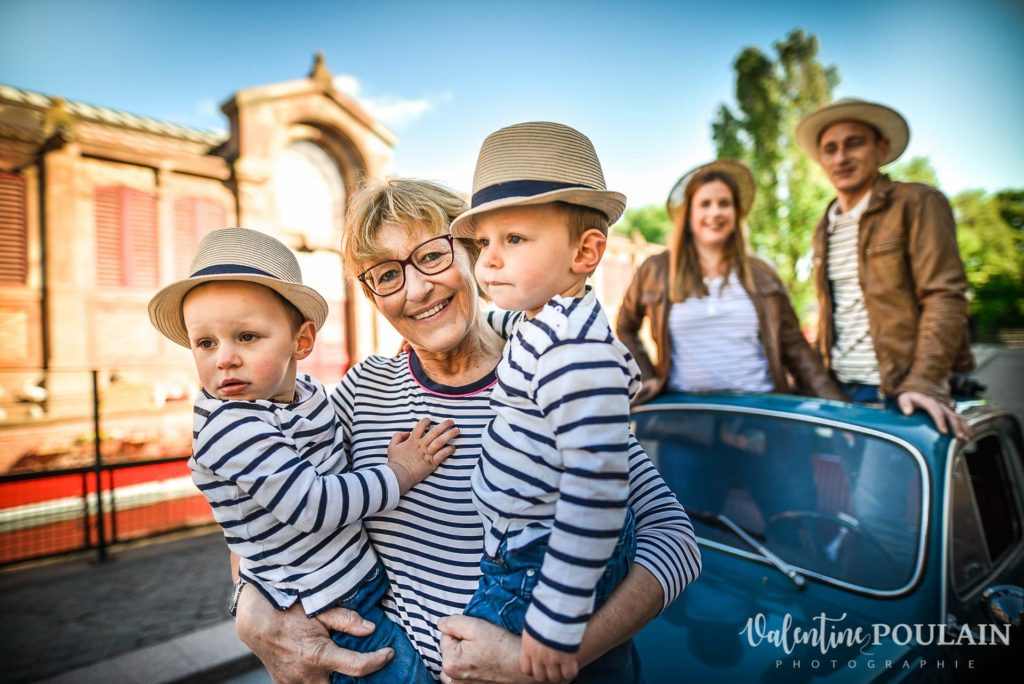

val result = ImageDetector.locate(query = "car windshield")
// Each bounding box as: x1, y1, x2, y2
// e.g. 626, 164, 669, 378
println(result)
634, 408, 924, 591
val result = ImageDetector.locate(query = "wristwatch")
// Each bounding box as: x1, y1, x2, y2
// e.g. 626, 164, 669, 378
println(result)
228, 578, 247, 618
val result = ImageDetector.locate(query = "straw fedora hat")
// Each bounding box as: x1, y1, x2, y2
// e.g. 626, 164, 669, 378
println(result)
449, 121, 626, 237
666, 159, 756, 222
795, 98, 909, 166
148, 227, 328, 348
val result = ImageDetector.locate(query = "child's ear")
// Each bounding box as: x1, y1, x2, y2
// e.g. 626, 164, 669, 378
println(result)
293, 321, 317, 361
571, 228, 607, 275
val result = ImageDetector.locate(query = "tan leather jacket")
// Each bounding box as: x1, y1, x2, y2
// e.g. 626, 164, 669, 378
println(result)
812, 175, 974, 401
616, 250, 845, 401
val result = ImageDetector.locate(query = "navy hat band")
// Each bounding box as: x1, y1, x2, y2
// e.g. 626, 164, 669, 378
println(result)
190, 264, 279, 279
471, 180, 595, 208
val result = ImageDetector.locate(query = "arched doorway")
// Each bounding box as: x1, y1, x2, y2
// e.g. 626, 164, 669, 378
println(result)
273, 139, 349, 379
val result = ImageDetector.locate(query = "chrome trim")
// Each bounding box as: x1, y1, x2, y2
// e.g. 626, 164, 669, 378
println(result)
633, 402, 931, 598
939, 431, 955, 628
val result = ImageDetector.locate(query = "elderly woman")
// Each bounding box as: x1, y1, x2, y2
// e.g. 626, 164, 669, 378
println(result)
617, 159, 845, 404
236, 178, 700, 683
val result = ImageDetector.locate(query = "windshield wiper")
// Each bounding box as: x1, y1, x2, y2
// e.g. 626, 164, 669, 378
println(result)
689, 509, 806, 589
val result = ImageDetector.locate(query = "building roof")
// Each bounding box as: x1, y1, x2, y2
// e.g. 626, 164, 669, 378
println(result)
0, 83, 227, 146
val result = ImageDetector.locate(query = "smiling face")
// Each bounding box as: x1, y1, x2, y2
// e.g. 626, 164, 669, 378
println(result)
182, 281, 314, 402
473, 204, 587, 317
688, 179, 738, 251
367, 223, 481, 354
817, 120, 890, 206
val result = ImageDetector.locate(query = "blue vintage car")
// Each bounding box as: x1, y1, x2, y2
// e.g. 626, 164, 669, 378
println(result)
632, 393, 1023, 682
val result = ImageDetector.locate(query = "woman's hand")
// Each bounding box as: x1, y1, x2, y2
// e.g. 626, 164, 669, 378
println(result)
439, 566, 663, 683
631, 378, 661, 406
234, 582, 394, 683
438, 615, 547, 684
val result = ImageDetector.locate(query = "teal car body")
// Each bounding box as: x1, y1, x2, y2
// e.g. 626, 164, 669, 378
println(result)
632, 393, 1023, 682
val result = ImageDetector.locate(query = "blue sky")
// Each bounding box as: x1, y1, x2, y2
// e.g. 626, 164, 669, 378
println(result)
1, 0, 1021, 207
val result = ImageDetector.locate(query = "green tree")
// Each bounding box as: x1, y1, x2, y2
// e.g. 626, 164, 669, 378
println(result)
888, 156, 941, 187
953, 189, 1024, 338
612, 204, 672, 245
710, 104, 744, 160
711, 29, 838, 317
995, 190, 1024, 231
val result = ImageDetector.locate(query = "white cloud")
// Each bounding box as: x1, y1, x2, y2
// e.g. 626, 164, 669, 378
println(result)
332, 75, 362, 97
361, 95, 433, 128
333, 74, 450, 129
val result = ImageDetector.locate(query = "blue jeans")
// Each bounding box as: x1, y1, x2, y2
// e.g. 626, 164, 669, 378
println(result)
328, 563, 433, 684
464, 509, 644, 684
839, 381, 882, 404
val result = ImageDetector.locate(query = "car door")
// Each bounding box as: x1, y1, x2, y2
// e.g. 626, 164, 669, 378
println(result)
945, 413, 1024, 670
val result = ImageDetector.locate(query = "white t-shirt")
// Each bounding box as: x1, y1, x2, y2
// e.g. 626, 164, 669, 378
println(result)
667, 275, 774, 393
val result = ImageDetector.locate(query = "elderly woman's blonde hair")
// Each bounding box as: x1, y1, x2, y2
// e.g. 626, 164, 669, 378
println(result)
343, 177, 478, 297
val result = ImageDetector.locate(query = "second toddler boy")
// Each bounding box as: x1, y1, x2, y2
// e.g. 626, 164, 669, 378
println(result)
451, 122, 641, 683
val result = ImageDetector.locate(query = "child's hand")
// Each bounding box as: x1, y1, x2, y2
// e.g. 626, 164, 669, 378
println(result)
631, 378, 660, 406
387, 417, 458, 494
519, 631, 578, 683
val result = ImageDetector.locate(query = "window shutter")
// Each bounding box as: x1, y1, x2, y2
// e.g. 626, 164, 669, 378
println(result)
95, 186, 158, 287
173, 198, 226, 278
199, 199, 226, 236
94, 187, 123, 286
0, 171, 28, 284
123, 188, 158, 288
173, 198, 198, 278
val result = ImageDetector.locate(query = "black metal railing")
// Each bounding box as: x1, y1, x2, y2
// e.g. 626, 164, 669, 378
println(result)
0, 455, 217, 566
1, 367, 212, 566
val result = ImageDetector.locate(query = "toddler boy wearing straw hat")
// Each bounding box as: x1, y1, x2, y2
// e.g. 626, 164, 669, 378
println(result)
148, 227, 456, 683
451, 122, 644, 682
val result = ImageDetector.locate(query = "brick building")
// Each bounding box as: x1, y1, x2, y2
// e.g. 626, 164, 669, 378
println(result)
0, 55, 658, 472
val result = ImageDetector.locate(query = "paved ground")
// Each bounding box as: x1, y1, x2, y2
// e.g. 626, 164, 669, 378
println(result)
0, 528, 238, 683
973, 345, 1024, 425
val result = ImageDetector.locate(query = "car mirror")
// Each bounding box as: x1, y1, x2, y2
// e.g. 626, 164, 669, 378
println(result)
983, 585, 1023, 628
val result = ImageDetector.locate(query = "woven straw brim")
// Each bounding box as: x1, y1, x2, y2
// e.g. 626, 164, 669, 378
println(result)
450, 188, 626, 238
796, 100, 909, 166
666, 159, 757, 221
452, 121, 625, 237
148, 275, 328, 348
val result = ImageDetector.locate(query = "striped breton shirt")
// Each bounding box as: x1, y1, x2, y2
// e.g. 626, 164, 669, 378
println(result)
827, 192, 881, 384
473, 287, 643, 652
191, 374, 398, 617
330, 336, 700, 678
667, 274, 774, 393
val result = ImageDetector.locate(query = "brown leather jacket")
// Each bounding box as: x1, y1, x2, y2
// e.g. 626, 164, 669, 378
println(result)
616, 250, 845, 401
812, 175, 974, 401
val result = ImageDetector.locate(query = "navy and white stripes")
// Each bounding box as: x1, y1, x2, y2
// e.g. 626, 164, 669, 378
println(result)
191, 375, 398, 616
827, 194, 881, 384
329, 348, 700, 678
474, 288, 648, 651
